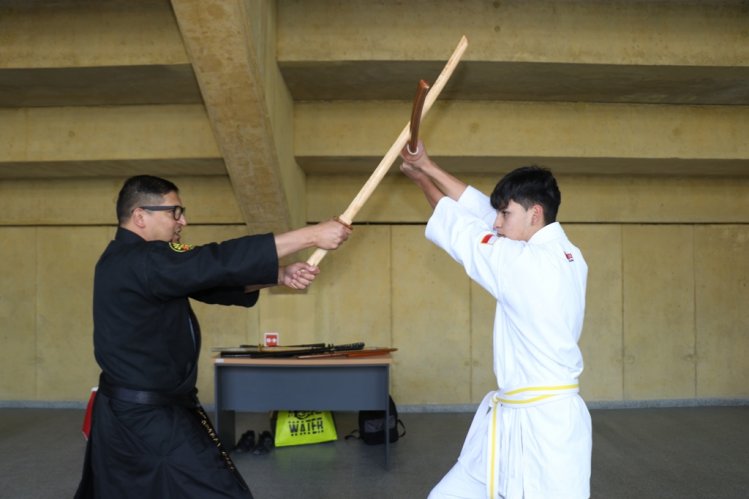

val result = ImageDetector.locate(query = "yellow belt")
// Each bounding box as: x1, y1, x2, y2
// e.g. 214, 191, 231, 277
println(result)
496, 383, 580, 405
486, 383, 580, 498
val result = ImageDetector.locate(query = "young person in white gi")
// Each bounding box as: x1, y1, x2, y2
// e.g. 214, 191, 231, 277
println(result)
400, 141, 591, 499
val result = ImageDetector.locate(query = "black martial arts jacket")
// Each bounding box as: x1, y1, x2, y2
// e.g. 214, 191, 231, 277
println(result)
76, 227, 278, 499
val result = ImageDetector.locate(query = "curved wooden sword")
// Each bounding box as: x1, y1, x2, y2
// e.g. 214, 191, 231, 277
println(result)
408, 79, 431, 154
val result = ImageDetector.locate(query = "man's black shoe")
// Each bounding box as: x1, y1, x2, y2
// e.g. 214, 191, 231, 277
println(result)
233, 430, 256, 453
252, 431, 274, 455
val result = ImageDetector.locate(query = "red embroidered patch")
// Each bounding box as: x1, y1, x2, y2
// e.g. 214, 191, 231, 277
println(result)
481, 233, 496, 245
565, 251, 574, 262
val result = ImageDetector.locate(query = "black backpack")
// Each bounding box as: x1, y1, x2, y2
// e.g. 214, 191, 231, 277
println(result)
347, 396, 406, 445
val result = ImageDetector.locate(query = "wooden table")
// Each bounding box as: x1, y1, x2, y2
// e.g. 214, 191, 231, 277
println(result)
213, 354, 393, 467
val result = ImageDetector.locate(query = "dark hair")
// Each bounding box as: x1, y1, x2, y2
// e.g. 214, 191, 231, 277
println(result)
489, 166, 561, 224
116, 175, 179, 224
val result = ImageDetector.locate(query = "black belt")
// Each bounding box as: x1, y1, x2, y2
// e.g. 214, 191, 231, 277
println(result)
98, 374, 198, 408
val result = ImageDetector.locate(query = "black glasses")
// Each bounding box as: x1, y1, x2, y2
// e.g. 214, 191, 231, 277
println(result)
139, 205, 185, 220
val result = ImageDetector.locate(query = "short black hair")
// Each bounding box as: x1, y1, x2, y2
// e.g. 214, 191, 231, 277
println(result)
116, 175, 179, 224
489, 166, 561, 224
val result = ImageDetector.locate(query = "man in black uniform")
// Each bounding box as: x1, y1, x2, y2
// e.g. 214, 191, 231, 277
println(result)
75, 175, 351, 498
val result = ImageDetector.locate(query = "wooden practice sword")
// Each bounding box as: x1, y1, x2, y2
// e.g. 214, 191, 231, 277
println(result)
307, 35, 469, 267
408, 79, 431, 154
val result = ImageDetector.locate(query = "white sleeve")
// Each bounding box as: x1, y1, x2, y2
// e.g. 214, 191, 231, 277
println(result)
426, 196, 519, 300
457, 186, 496, 227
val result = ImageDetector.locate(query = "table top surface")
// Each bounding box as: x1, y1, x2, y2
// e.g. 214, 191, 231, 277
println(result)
214, 354, 392, 367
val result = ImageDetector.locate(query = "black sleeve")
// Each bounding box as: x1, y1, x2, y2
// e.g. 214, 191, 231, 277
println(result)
190, 286, 260, 307
143, 233, 279, 301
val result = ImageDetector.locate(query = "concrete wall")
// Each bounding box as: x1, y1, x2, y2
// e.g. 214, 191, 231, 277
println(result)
1, 175, 747, 406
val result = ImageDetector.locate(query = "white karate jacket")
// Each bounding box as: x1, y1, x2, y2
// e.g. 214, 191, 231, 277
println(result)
426, 186, 592, 499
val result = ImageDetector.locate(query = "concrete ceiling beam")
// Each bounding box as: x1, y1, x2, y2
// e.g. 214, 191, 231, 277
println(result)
0, 0, 187, 68
0, 2, 200, 108
276, 1, 749, 106
280, 61, 749, 105
171, 0, 292, 232
294, 100, 749, 175
277, 0, 749, 67
0, 105, 218, 164
0, 65, 202, 108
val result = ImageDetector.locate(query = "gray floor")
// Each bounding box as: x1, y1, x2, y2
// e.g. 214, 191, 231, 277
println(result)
1, 406, 748, 498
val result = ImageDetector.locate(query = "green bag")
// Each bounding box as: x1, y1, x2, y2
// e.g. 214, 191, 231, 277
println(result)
273, 410, 338, 447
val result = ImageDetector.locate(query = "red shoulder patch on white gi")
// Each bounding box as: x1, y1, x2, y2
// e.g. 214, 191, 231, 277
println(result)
564, 251, 574, 262
480, 233, 497, 245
